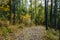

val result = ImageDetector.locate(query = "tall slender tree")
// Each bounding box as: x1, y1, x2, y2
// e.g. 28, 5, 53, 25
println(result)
30, 0, 33, 20
54, 0, 57, 30
12, 0, 16, 25
9, 0, 12, 24
50, 0, 53, 28
45, 0, 48, 30
57, 0, 60, 39
17, 0, 21, 23
25, 0, 27, 14
22, 0, 23, 14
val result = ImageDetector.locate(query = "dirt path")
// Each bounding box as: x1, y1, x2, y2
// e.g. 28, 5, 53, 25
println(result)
14, 26, 46, 40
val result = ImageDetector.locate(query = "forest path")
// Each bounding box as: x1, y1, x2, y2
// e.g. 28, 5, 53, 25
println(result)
14, 25, 46, 40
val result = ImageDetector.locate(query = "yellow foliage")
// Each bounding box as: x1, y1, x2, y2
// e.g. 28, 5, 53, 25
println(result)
0, 0, 2, 2
21, 14, 31, 21
0, 5, 10, 11
25, 14, 31, 20
20, 14, 31, 24
0, 0, 10, 11
3, 7, 10, 11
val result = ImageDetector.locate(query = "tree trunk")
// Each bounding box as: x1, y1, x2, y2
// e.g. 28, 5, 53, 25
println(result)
12, 0, 16, 25
45, 0, 48, 30
17, 0, 21, 24
54, 0, 57, 30
50, 0, 53, 28
9, 0, 12, 24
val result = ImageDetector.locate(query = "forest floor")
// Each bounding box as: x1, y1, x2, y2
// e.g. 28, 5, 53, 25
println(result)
0, 25, 59, 40
0, 25, 47, 40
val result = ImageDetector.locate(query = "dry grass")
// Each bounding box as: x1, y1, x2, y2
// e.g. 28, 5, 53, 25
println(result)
0, 19, 10, 27
45, 28, 59, 40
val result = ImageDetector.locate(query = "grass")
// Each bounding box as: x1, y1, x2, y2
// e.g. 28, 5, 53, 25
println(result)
46, 28, 59, 40
0, 26, 13, 37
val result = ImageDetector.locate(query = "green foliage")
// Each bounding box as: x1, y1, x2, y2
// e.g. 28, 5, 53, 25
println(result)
0, 27, 12, 37
0, 0, 60, 27
46, 28, 59, 40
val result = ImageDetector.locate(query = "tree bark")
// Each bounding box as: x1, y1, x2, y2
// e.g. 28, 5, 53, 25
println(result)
12, 0, 16, 25
45, 0, 48, 30
50, 0, 53, 28
54, 0, 57, 30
